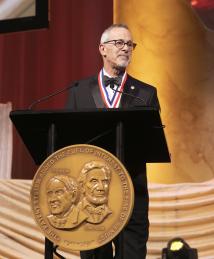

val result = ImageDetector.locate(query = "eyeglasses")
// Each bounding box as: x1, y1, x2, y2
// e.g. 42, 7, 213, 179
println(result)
103, 40, 137, 50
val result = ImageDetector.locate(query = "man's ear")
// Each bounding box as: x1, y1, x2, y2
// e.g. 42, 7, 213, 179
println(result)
99, 44, 106, 57
79, 182, 85, 194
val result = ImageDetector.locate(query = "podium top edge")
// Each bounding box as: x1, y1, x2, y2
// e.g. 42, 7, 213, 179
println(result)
10, 106, 159, 116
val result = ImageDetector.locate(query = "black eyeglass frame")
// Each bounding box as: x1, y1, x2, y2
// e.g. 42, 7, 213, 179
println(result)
102, 39, 137, 50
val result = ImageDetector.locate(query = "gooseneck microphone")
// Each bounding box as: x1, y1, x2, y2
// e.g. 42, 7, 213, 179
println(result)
110, 84, 145, 105
28, 81, 79, 110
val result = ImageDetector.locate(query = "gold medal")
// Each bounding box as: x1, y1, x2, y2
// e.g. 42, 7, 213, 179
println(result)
30, 144, 134, 251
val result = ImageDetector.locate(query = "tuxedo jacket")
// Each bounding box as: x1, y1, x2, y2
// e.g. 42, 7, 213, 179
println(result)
66, 74, 160, 187
67, 74, 159, 110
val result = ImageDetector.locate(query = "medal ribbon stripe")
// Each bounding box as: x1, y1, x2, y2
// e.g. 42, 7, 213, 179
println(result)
98, 69, 127, 108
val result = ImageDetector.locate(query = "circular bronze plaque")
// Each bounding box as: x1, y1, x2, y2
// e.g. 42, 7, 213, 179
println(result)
30, 144, 134, 251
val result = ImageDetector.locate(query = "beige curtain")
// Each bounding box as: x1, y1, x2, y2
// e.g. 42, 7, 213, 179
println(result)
148, 180, 214, 258
0, 102, 12, 179
0, 179, 213, 258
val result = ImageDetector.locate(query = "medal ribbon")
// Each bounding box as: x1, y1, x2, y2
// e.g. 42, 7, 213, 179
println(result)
98, 69, 127, 108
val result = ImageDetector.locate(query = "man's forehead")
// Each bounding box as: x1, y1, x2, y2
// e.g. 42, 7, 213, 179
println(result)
108, 27, 132, 39
47, 179, 65, 188
87, 169, 107, 178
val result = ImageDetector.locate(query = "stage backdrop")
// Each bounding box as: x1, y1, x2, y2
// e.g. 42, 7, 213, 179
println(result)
114, 0, 214, 183
0, 0, 113, 179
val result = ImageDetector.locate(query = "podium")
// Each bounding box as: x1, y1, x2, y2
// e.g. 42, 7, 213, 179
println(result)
10, 107, 170, 259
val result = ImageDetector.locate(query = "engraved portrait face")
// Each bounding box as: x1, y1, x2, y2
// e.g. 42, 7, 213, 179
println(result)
46, 176, 78, 217
31, 145, 134, 250
84, 168, 111, 206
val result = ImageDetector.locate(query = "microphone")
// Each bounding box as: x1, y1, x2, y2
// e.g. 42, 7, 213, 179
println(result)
28, 81, 79, 110
110, 84, 145, 105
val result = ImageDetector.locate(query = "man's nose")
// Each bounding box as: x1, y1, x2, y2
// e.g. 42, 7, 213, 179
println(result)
97, 181, 105, 190
49, 192, 58, 201
121, 43, 129, 51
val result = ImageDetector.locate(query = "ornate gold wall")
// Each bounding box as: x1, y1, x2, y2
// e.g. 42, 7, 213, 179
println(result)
114, 0, 214, 183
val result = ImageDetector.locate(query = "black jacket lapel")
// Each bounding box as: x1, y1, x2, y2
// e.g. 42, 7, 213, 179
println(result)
120, 75, 139, 108
90, 76, 105, 108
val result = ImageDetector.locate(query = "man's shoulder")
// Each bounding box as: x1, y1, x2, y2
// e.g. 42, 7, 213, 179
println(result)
77, 75, 98, 85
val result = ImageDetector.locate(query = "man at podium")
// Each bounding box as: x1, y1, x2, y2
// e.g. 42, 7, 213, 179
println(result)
67, 24, 160, 259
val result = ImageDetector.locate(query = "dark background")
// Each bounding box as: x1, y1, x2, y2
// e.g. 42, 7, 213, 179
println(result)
0, 0, 113, 179
190, 0, 214, 30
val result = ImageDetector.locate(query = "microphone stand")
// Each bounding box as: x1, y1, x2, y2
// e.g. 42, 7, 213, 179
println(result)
44, 123, 56, 259
110, 83, 145, 259
115, 120, 125, 259
110, 84, 145, 105
28, 82, 78, 110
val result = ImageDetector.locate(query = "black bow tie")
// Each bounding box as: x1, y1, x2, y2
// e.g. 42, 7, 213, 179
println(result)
103, 75, 122, 87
